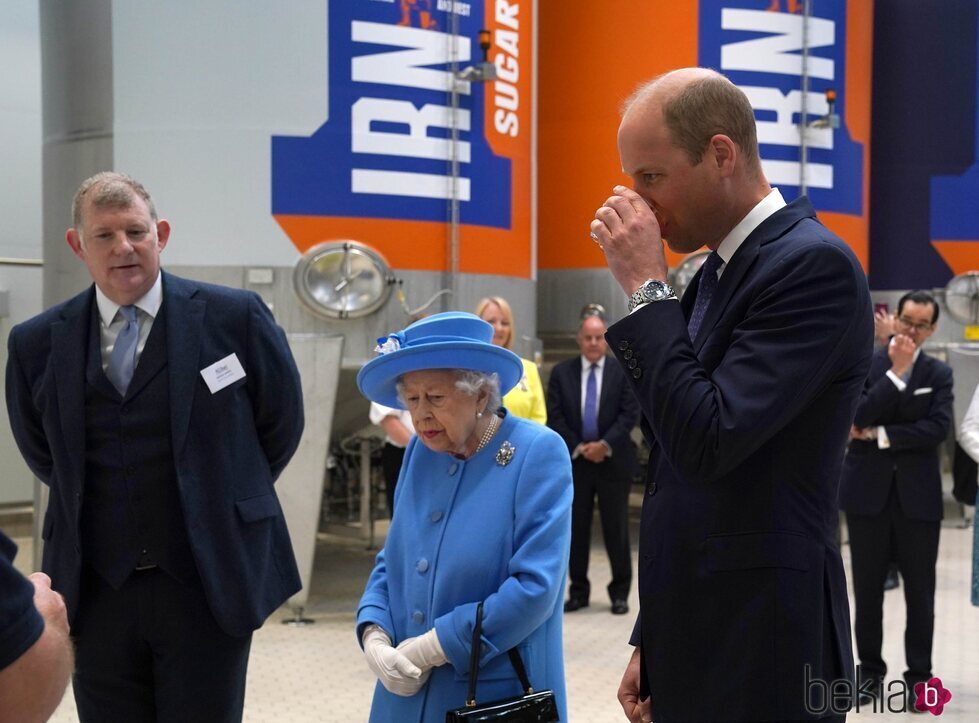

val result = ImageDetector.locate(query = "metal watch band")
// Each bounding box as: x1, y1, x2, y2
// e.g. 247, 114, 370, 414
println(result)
628, 279, 677, 311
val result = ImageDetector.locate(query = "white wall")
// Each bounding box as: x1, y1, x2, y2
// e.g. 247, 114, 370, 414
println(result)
0, 0, 42, 505
111, 0, 327, 267
0, 1, 41, 260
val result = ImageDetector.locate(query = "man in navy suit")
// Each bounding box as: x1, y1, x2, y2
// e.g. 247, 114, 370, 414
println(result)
547, 308, 640, 615
839, 291, 952, 707
589, 69, 873, 722
5, 172, 304, 722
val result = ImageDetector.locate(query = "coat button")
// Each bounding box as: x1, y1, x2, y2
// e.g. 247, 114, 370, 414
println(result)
624, 349, 633, 360
417, 559, 429, 573
619, 340, 629, 351
647, 481, 658, 496
448, 463, 458, 475
633, 368, 642, 379
430, 510, 443, 523
627, 358, 637, 369
412, 611, 424, 625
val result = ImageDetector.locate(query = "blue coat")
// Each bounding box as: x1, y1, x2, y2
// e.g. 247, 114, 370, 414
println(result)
357, 412, 572, 722
606, 198, 873, 722
5, 271, 304, 637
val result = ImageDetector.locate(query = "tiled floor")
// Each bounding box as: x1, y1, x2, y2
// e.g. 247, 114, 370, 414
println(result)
11, 506, 978, 722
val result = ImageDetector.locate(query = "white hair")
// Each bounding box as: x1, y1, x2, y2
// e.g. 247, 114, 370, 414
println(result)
396, 369, 501, 411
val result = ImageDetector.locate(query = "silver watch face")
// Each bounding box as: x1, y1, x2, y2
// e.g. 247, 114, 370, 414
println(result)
630, 279, 675, 309
645, 281, 670, 300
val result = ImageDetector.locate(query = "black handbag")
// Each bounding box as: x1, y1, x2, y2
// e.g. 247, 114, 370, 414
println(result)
445, 602, 560, 722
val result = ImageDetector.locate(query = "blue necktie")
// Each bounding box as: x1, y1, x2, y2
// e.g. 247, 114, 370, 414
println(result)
687, 252, 723, 340
106, 305, 139, 395
582, 363, 599, 441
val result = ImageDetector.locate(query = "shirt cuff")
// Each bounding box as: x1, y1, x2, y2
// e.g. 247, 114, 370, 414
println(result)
599, 440, 613, 457
886, 369, 907, 392
877, 426, 891, 450
571, 444, 582, 460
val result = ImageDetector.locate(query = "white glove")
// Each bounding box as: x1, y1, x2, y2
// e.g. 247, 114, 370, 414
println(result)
397, 628, 449, 672
362, 625, 431, 696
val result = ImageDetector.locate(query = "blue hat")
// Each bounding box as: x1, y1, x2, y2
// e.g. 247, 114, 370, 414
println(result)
357, 312, 524, 409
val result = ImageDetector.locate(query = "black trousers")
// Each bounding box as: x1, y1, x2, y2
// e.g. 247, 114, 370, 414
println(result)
568, 457, 632, 602
381, 442, 406, 515
73, 566, 253, 723
847, 487, 940, 686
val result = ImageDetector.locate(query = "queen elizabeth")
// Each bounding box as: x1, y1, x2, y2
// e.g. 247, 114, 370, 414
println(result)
355, 312, 573, 722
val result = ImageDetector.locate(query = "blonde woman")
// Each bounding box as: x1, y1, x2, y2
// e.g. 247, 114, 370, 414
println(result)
475, 296, 547, 424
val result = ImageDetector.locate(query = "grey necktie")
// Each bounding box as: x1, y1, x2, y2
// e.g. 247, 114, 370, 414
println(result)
106, 305, 139, 395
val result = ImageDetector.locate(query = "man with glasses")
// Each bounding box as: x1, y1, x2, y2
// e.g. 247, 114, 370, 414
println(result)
839, 290, 953, 709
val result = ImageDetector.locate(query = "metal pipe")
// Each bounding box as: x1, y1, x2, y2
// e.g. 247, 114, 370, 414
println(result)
0, 258, 43, 266
447, 9, 462, 309
799, 0, 812, 196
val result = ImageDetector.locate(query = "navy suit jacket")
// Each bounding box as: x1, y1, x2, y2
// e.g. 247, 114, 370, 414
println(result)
546, 356, 639, 479
5, 271, 304, 637
839, 346, 953, 522
606, 198, 873, 722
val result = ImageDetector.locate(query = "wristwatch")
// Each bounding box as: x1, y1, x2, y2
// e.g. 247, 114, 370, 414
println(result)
628, 279, 678, 311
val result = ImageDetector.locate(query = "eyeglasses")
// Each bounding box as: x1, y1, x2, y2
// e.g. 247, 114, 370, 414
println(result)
896, 316, 933, 333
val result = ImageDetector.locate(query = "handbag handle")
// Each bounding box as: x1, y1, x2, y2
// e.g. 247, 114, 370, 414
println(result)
465, 602, 536, 707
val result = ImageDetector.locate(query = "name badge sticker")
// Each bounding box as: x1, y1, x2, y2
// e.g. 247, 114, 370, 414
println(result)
200, 353, 246, 394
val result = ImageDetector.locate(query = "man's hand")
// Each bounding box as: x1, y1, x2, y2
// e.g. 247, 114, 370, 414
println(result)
580, 441, 609, 464
362, 625, 430, 696
849, 426, 874, 442
28, 573, 69, 638
873, 309, 895, 346
888, 334, 915, 378
618, 646, 652, 722
591, 186, 668, 296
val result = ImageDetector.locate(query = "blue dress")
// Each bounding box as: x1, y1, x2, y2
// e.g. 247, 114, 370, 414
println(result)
357, 411, 573, 722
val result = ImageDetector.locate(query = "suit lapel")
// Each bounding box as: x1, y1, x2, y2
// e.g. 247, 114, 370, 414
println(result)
163, 272, 206, 458
570, 357, 583, 431
692, 242, 758, 354
905, 352, 929, 395
691, 197, 817, 355
598, 357, 613, 413
52, 289, 95, 493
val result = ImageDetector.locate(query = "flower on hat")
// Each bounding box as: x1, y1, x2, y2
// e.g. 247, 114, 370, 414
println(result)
374, 332, 405, 356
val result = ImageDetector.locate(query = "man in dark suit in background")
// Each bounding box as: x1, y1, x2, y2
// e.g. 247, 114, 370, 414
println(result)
589, 68, 873, 723
839, 290, 952, 707
5, 172, 304, 722
547, 308, 640, 616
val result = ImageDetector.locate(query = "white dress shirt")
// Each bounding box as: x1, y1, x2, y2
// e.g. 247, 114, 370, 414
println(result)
95, 273, 163, 373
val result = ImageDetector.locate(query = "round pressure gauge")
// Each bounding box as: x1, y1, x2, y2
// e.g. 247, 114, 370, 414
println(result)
293, 240, 394, 320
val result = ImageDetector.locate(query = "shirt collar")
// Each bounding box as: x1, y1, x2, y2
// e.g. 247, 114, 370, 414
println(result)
95, 272, 163, 327
714, 188, 786, 266
581, 355, 605, 371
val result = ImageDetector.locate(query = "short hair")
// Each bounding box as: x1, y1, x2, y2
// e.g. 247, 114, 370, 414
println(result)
72, 172, 158, 231
396, 369, 502, 412
625, 71, 761, 174
474, 296, 515, 349
578, 309, 607, 334
897, 290, 940, 325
